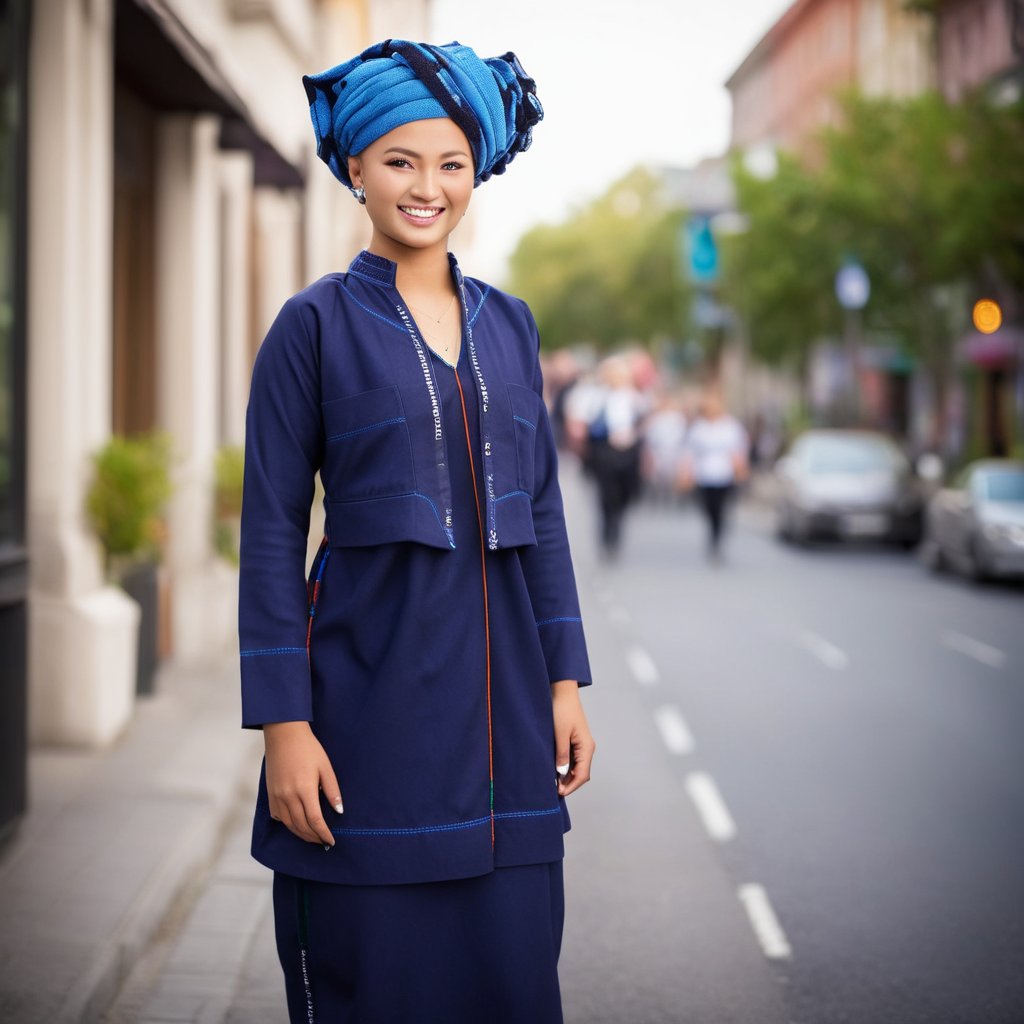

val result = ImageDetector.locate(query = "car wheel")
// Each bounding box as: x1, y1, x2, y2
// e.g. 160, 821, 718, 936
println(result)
965, 536, 989, 583
921, 538, 945, 572
776, 506, 793, 543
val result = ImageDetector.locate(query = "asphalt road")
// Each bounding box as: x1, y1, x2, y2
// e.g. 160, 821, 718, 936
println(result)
562, 468, 1024, 1024
110, 466, 1024, 1024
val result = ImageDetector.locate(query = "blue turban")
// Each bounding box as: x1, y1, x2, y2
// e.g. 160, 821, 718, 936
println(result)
302, 40, 543, 195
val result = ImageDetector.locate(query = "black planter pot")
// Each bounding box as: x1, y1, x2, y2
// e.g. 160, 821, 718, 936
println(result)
120, 560, 160, 696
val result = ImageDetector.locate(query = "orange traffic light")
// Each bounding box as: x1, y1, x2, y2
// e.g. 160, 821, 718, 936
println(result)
972, 299, 1002, 335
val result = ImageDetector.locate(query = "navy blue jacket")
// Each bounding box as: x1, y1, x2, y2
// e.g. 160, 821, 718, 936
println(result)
238, 250, 591, 885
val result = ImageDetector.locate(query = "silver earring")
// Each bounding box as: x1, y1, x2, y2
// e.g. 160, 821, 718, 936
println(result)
354, 185, 366, 204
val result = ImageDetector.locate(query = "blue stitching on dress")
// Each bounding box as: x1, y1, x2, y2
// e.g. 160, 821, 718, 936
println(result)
513, 415, 537, 430
327, 416, 406, 442
331, 815, 491, 837
494, 807, 562, 820
240, 646, 307, 657
328, 806, 561, 837
341, 289, 407, 333
468, 284, 491, 327
536, 616, 583, 627
494, 490, 531, 504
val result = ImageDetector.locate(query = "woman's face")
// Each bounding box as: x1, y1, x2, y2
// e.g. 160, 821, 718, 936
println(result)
348, 118, 474, 256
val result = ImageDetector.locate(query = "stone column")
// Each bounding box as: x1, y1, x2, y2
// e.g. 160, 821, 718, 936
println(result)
26, 0, 139, 746
219, 151, 254, 447
154, 114, 236, 661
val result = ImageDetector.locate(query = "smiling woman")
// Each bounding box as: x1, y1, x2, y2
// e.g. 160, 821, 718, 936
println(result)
238, 39, 595, 1024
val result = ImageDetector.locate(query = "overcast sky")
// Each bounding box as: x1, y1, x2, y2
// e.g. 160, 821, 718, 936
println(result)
429, 0, 793, 280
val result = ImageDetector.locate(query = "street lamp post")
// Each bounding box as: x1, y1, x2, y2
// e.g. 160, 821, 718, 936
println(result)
835, 259, 870, 425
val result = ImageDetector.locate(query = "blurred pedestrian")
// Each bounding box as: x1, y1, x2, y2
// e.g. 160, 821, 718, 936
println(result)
643, 391, 688, 504
239, 40, 594, 1024
585, 355, 646, 559
680, 388, 749, 561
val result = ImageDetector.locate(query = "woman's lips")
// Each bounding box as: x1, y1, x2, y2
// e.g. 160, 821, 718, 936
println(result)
398, 205, 444, 226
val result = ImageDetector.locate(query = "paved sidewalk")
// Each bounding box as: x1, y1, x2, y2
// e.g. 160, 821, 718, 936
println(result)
0, 653, 261, 1024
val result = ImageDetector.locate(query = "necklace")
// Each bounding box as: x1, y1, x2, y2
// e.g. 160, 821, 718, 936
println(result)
407, 293, 456, 327
407, 294, 460, 356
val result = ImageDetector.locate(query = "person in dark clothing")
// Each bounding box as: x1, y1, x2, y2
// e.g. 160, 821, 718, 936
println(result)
583, 356, 645, 559
240, 40, 595, 1023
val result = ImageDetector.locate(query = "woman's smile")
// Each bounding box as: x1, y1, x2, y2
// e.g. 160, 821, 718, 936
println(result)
398, 204, 445, 225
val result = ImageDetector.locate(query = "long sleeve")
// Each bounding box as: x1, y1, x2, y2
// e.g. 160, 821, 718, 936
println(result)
515, 305, 593, 687
238, 296, 324, 727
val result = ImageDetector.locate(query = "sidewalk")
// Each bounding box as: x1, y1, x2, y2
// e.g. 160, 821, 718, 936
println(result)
0, 653, 261, 1024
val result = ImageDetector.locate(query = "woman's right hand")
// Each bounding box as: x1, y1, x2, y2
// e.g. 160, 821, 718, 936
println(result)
263, 721, 343, 847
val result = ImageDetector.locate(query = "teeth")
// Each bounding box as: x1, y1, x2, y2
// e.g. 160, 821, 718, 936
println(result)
400, 207, 442, 219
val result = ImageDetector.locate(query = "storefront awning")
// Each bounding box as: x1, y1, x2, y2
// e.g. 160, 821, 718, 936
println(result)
115, 0, 304, 188
959, 328, 1024, 368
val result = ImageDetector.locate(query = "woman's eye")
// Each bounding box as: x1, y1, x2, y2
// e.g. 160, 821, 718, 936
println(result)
442, 161, 463, 171
387, 158, 411, 168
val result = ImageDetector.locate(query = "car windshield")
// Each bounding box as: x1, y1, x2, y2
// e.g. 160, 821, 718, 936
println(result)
980, 469, 1024, 503
799, 436, 903, 475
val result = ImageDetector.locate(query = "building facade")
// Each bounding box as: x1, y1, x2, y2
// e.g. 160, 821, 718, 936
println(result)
15, 0, 430, 778
726, 0, 934, 156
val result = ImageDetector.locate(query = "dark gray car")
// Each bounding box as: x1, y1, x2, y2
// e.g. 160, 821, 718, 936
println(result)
922, 460, 1024, 580
774, 429, 925, 546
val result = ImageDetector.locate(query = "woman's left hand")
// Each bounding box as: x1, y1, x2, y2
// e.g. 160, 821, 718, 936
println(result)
551, 680, 596, 797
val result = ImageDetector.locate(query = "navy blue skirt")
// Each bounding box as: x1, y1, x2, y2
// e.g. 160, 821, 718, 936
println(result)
273, 862, 565, 1023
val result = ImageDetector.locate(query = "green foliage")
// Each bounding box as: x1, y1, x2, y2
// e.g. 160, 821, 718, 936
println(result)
723, 151, 840, 366
85, 433, 174, 569
507, 167, 690, 350
213, 444, 245, 566
723, 89, 1024, 373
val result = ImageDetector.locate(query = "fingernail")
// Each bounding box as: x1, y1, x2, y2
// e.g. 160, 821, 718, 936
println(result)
556, 763, 570, 777
333, 801, 344, 814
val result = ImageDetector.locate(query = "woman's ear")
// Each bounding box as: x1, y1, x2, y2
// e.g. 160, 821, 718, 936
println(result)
347, 156, 362, 189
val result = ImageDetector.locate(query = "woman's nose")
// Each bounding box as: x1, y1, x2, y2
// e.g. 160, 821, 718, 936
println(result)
409, 170, 440, 201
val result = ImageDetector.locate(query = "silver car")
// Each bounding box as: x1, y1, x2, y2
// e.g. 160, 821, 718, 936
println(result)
922, 460, 1024, 580
775, 430, 925, 546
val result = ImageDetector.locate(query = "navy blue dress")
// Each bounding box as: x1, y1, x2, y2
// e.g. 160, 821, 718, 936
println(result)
238, 251, 591, 1022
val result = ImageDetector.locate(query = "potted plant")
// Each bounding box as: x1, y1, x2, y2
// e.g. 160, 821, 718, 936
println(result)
213, 444, 244, 566
85, 432, 173, 695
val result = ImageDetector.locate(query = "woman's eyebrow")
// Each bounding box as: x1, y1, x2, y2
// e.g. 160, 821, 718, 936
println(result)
384, 147, 470, 159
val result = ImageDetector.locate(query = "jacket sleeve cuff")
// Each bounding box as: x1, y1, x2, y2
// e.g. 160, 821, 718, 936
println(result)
536, 618, 592, 687
240, 648, 314, 728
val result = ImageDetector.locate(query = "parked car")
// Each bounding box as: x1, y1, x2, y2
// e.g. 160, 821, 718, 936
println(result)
774, 429, 926, 546
921, 460, 1024, 581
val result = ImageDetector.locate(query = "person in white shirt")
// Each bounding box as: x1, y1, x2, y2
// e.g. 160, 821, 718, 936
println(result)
680, 389, 749, 560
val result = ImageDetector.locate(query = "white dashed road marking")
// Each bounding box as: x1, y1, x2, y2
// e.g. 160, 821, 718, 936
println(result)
626, 646, 660, 686
608, 604, 632, 626
941, 630, 1007, 669
653, 704, 695, 755
796, 629, 849, 671
738, 884, 793, 960
685, 772, 737, 842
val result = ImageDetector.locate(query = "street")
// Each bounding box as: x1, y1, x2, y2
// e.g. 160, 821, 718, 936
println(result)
108, 467, 1024, 1023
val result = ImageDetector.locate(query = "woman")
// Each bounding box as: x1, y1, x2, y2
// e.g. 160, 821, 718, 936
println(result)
680, 387, 749, 561
238, 40, 595, 1023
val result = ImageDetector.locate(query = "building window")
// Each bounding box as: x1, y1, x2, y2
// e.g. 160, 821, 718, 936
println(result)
0, 0, 26, 546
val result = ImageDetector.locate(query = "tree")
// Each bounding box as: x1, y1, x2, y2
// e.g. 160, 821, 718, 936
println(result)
721, 151, 841, 371
507, 168, 690, 350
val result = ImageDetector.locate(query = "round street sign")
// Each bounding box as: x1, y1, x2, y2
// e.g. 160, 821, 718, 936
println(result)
835, 261, 870, 310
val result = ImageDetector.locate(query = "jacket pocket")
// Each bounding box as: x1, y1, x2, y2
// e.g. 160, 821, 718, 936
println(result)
322, 386, 415, 500
507, 382, 544, 496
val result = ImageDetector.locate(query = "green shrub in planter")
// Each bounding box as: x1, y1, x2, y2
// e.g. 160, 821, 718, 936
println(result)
85, 432, 174, 576
85, 432, 174, 695
214, 444, 244, 566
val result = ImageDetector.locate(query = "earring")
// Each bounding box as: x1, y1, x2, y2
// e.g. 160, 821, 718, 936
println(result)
354, 185, 366, 205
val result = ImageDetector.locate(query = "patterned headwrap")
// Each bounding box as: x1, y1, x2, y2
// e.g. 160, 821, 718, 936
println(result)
302, 40, 543, 196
